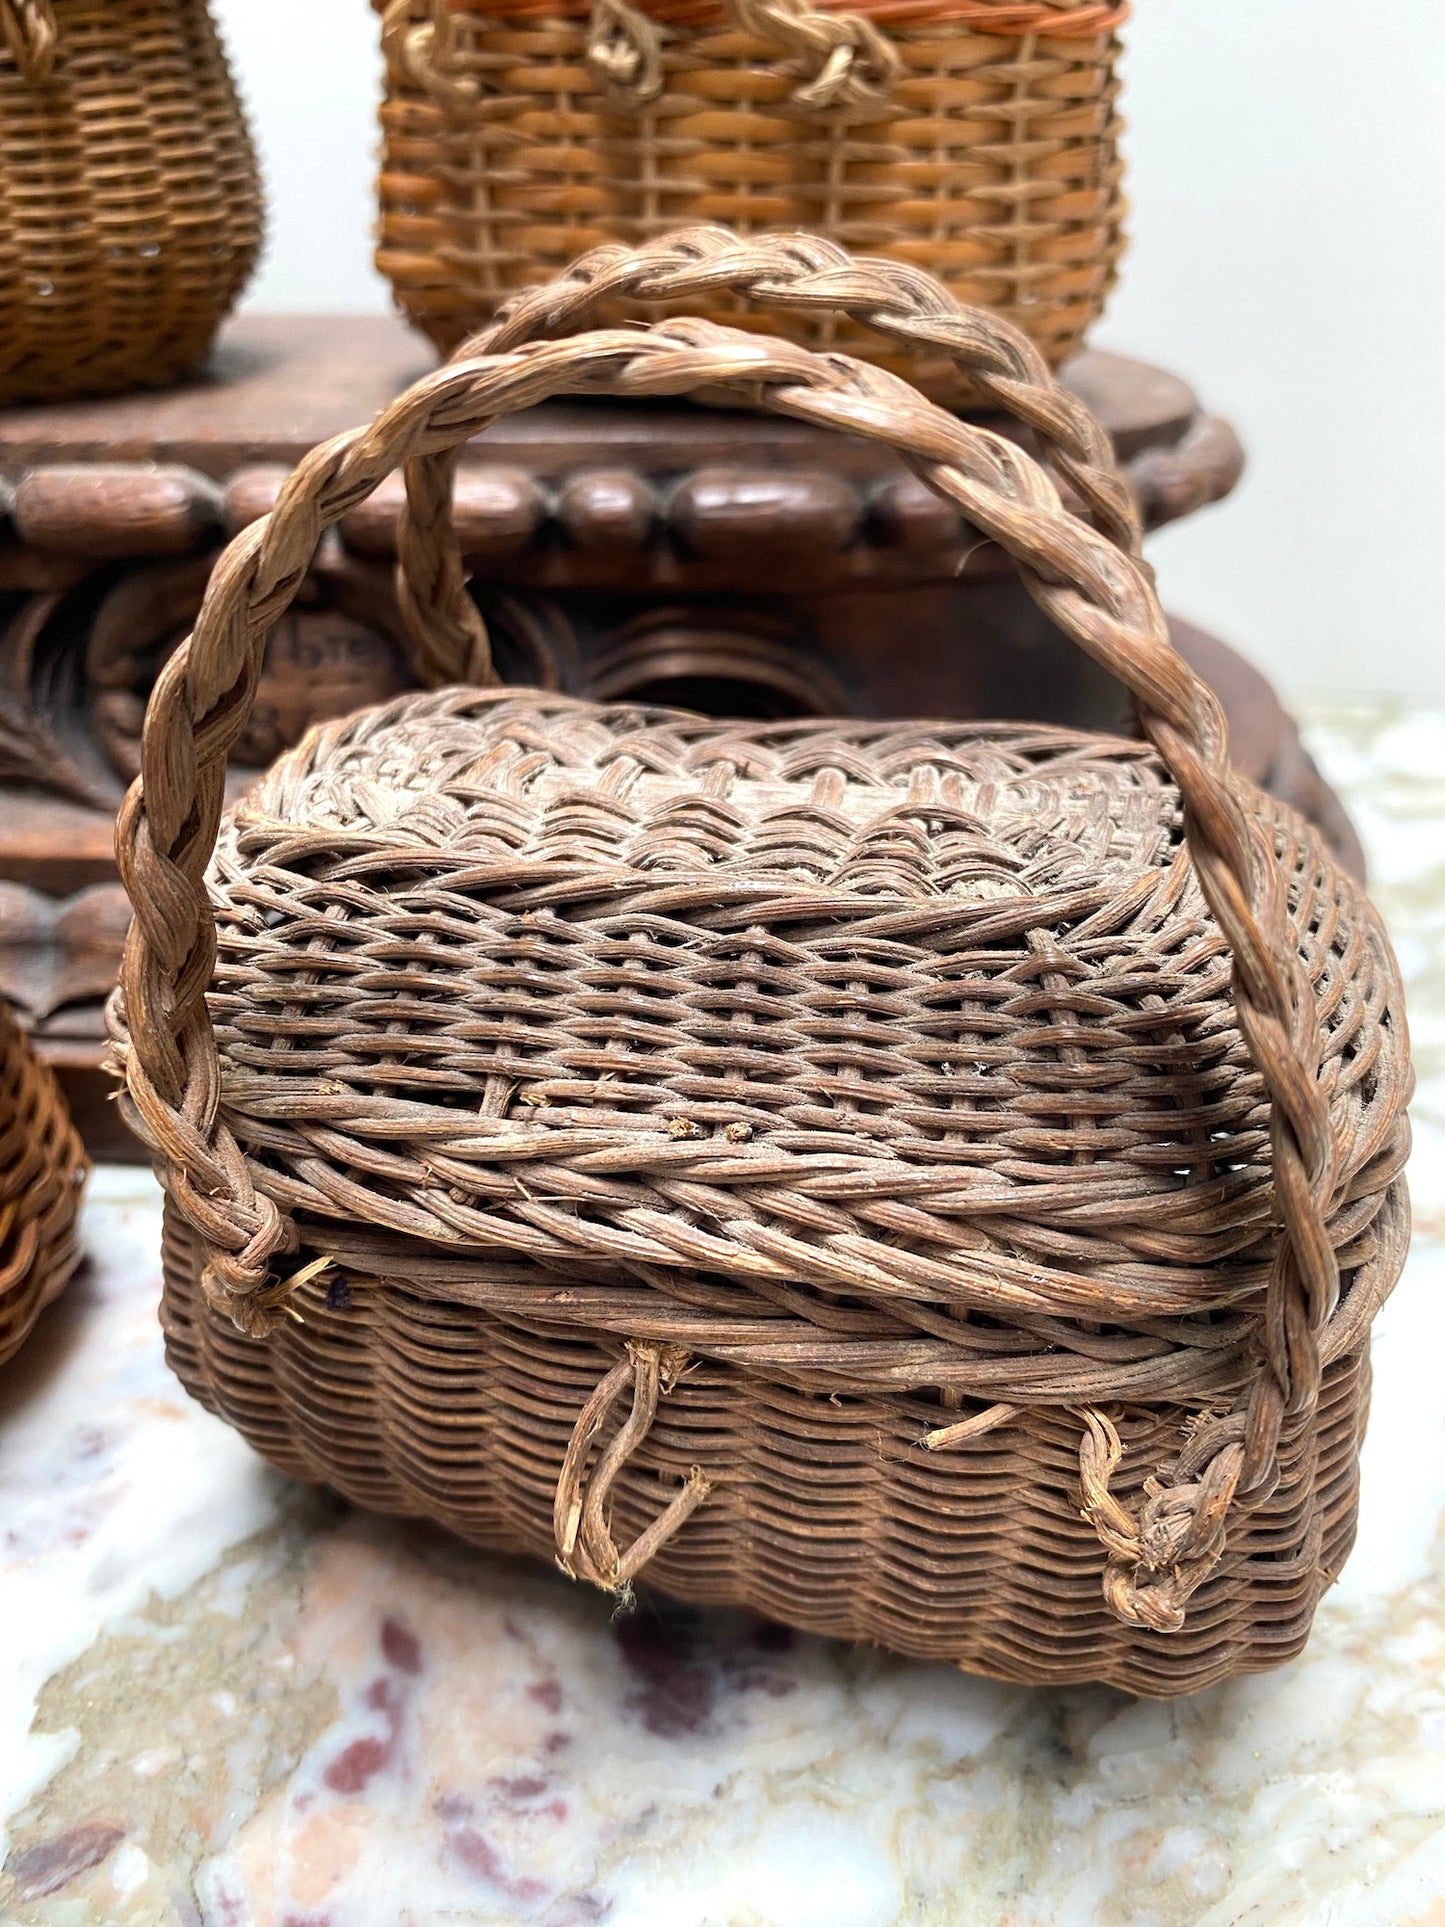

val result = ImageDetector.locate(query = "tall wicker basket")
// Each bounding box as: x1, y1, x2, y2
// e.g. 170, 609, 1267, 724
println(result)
374, 0, 1127, 399
0, 997, 87, 1366
0, 0, 263, 405
112, 235, 1411, 1696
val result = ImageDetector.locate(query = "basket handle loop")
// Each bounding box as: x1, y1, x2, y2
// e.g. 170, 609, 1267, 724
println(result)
724, 0, 901, 109
586, 0, 666, 101
1, 0, 56, 81
391, 0, 1127, 115
554, 1342, 712, 1594
115, 237, 1336, 1636
381, 0, 480, 110
460, 227, 1143, 559
1078, 1408, 1251, 1633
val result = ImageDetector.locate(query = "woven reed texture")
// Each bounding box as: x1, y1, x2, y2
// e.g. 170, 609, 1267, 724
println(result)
373, 0, 1127, 399
157, 698, 1409, 1692
109, 249, 1411, 1689
0, 996, 88, 1366
159, 1199, 1395, 1693
0, 0, 262, 406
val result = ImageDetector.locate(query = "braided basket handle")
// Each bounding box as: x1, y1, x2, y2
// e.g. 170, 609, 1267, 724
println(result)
0, 0, 56, 80
454, 226, 1143, 565
116, 264, 1336, 1637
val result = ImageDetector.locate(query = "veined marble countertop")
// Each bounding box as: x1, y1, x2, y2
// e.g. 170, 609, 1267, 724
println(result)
4, 701, 1445, 1927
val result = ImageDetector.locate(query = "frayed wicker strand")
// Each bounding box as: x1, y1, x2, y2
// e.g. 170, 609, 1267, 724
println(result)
554, 1341, 711, 1592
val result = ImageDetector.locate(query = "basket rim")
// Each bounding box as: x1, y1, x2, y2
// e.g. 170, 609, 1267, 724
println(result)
439, 0, 1129, 36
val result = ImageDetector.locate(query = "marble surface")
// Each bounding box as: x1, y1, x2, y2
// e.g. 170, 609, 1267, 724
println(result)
4, 701, 1445, 1927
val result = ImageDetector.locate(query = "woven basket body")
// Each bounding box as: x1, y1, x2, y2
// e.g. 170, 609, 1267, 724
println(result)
159, 1217, 1383, 1693
0, 0, 263, 405
0, 998, 87, 1365
374, 0, 1127, 398
112, 236, 1411, 1694
155, 696, 1406, 1692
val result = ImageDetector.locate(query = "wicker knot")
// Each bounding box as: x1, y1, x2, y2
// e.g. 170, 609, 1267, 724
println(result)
554, 1340, 712, 1595
1078, 1407, 1247, 1633
728, 0, 901, 109
586, 0, 665, 102
383, 0, 480, 110
1, 0, 56, 82
199, 1236, 293, 1336
175, 1176, 293, 1335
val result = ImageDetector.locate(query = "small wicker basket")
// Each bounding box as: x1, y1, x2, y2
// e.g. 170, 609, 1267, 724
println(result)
0, 997, 88, 1367
111, 234, 1411, 1695
374, 0, 1127, 399
0, 0, 263, 406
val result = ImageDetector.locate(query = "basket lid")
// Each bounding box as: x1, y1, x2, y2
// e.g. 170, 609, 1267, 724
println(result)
235, 687, 1178, 910
200, 686, 1404, 1313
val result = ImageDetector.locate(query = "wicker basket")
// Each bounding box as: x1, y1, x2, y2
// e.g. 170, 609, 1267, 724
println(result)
111, 236, 1411, 1695
374, 0, 1128, 400
0, 0, 263, 406
0, 997, 88, 1366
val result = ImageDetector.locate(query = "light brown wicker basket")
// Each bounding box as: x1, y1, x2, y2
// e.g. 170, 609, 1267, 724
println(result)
110, 235, 1411, 1695
374, 0, 1127, 399
0, 0, 263, 406
0, 996, 88, 1366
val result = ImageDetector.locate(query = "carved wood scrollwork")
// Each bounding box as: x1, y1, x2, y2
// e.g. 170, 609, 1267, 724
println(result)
586, 606, 847, 718
0, 588, 115, 805
88, 547, 415, 784
0, 879, 131, 1031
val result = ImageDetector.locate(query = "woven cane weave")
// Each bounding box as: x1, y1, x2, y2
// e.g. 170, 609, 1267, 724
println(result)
374, 0, 1127, 399
0, 997, 87, 1366
110, 242, 1411, 1694
0, 0, 262, 405
158, 1207, 1389, 1693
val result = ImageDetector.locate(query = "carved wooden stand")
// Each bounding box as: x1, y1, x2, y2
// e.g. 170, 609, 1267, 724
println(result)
0, 316, 1354, 1156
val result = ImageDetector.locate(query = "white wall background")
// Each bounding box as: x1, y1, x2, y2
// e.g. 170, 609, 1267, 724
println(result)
214, 0, 1445, 702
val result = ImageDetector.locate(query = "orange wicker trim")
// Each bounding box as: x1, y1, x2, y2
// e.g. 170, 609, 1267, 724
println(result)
448, 0, 1128, 34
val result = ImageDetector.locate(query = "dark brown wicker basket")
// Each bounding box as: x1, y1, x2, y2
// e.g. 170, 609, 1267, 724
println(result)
110, 234, 1412, 1695
0, 996, 88, 1366
0, 0, 263, 405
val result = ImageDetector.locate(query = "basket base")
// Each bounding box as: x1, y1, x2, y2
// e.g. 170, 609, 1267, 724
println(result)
157, 1193, 1399, 1697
